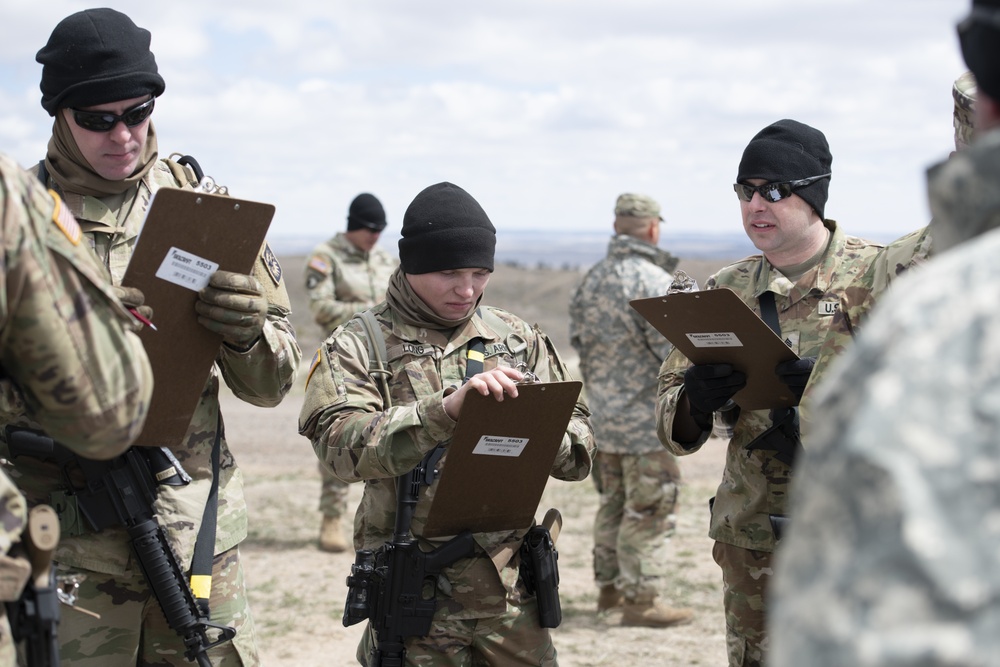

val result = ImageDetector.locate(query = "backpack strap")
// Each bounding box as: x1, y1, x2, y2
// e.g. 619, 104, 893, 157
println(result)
355, 309, 392, 409
163, 155, 202, 189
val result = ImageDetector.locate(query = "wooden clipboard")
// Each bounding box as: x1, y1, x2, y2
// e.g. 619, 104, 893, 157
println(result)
121, 188, 275, 446
421, 381, 582, 538
630, 288, 799, 410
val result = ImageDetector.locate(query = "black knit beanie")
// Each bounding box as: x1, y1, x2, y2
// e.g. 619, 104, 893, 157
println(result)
347, 193, 388, 232
399, 182, 496, 274
37, 8, 165, 116
959, 0, 1000, 100
737, 119, 833, 219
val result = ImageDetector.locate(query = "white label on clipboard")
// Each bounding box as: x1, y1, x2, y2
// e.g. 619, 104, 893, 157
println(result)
686, 332, 744, 348
155, 247, 218, 291
472, 435, 530, 457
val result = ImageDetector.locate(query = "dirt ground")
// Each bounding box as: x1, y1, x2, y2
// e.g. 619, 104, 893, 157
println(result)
225, 255, 735, 666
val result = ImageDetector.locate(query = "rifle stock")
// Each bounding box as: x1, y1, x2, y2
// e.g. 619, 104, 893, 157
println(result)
6, 505, 61, 667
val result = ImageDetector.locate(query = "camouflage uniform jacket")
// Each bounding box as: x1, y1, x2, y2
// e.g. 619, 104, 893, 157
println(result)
770, 132, 1000, 665
2, 157, 301, 576
656, 221, 881, 552
299, 301, 595, 619
0, 153, 152, 457
800, 225, 931, 426
304, 233, 398, 336
569, 234, 680, 455
0, 153, 155, 659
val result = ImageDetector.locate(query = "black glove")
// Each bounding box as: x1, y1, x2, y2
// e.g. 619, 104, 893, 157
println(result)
683, 364, 747, 430
774, 357, 816, 402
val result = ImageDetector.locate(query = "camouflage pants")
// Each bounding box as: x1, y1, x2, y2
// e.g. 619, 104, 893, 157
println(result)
356, 598, 556, 666
592, 450, 680, 601
318, 461, 349, 518
53, 545, 258, 666
712, 540, 773, 667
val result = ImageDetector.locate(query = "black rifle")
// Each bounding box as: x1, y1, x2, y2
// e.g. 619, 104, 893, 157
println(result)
519, 508, 563, 628
343, 448, 476, 667
745, 407, 802, 468
5, 427, 235, 667
6, 505, 61, 667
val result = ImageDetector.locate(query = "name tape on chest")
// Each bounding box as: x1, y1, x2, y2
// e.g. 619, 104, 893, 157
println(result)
390, 342, 513, 362
818, 300, 839, 316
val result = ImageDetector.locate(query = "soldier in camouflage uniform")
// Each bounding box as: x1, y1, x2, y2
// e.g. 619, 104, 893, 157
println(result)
0, 151, 154, 665
0, 10, 302, 666
770, 6, 1000, 662
655, 119, 882, 667
303, 193, 398, 553
299, 182, 595, 665
800, 73, 977, 428
568, 193, 693, 627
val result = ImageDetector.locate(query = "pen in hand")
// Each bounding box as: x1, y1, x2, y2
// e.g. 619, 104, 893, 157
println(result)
128, 307, 157, 331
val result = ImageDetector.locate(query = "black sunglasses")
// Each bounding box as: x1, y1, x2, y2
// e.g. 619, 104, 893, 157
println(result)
70, 97, 155, 132
733, 173, 831, 203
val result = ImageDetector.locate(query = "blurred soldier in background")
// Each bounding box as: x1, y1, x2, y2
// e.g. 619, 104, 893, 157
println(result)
303, 193, 397, 552
569, 193, 693, 627
0, 9, 302, 665
0, 151, 153, 663
770, 2, 1000, 664
655, 119, 882, 666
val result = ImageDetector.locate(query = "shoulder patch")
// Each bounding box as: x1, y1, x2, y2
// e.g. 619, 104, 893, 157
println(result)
49, 190, 81, 245
308, 257, 331, 274
304, 348, 322, 390
261, 242, 282, 285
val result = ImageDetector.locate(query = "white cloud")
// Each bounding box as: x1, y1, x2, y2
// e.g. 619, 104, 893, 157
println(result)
0, 0, 970, 246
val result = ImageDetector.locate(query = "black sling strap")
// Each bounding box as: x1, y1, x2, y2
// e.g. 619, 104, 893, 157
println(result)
190, 416, 222, 617
463, 338, 486, 382
748, 289, 802, 472
758, 290, 782, 337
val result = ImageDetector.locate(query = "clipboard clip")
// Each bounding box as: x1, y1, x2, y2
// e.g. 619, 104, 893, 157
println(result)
421, 446, 446, 486
513, 362, 540, 385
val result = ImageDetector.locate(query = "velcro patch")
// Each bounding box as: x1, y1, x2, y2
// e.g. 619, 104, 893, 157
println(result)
49, 190, 81, 245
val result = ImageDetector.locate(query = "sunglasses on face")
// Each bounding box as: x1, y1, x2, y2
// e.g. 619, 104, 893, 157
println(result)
733, 173, 831, 203
70, 97, 155, 132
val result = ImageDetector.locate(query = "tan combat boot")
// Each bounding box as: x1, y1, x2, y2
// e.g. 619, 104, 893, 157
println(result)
621, 598, 693, 628
597, 584, 624, 612
319, 515, 348, 553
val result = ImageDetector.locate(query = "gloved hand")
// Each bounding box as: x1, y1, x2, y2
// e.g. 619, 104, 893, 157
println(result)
683, 363, 747, 429
774, 357, 816, 402
194, 271, 268, 350
112, 285, 154, 329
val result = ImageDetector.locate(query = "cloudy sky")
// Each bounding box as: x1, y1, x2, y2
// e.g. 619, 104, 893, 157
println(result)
0, 1, 970, 249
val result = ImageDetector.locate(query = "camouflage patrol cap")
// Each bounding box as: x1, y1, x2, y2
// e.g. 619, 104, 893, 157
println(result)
614, 193, 663, 220
953, 71, 977, 151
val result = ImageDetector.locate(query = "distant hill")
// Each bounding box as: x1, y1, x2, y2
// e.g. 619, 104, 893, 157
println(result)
269, 230, 759, 270
279, 253, 734, 368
